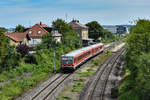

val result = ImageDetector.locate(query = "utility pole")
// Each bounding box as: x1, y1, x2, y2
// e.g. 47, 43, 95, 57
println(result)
53, 38, 56, 73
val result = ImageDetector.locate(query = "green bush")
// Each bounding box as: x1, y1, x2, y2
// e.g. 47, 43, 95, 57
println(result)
119, 19, 150, 100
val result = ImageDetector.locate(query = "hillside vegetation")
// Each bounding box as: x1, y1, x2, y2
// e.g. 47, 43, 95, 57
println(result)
119, 19, 150, 100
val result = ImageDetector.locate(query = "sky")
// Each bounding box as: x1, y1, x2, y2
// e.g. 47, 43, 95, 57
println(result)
0, 0, 150, 28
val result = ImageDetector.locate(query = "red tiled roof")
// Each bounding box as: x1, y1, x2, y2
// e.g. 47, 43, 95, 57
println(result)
5, 32, 27, 42
25, 24, 62, 38
38, 24, 49, 27
24, 24, 48, 38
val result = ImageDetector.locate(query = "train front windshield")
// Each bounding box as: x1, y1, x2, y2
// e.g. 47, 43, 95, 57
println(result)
62, 57, 73, 64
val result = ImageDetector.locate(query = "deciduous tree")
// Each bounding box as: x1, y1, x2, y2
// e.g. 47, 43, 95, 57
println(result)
0, 30, 9, 64
16, 44, 29, 57
15, 24, 25, 33
86, 21, 104, 40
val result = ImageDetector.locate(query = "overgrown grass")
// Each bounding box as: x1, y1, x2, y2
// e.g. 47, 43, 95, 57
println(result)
76, 71, 94, 77
0, 70, 49, 100
72, 81, 84, 92
0, 64, 35, 82
62, 96, 71, 99
0, 61, 53, 100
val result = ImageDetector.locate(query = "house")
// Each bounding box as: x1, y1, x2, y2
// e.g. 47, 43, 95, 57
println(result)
5, 22, 62, 47
24, 22, 62, 47
68, 20, 91, 46
5, 32, 30, 46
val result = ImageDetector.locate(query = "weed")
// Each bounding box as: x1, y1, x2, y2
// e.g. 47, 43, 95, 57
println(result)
62, 96, 71, 99
77, 72, 93, 77
72, 81, 84, 92
78, 78, 86, 82
87, 68, 91, 72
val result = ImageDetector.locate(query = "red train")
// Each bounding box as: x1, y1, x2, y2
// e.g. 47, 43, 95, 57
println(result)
61, 43, 104, 70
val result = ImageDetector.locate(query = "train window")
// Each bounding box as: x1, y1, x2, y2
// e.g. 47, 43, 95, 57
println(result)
78, 57, 80, 60
84, 52, 87, 56
81, 54, 84, 59
62, 57, 73, 64
78, 55, 82, 60
92, 49, 94, 52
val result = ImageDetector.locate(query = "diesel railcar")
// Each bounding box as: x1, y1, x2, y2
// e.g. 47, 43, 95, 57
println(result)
61, 43, 104, 70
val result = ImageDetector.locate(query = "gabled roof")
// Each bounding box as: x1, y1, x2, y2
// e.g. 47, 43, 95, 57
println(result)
24, 24, 50, 38
5, 23, 62, 42
39, 24, 49, 27
24, 23, 62, 38
5, 32, 29, 42
68, 20, 88, 29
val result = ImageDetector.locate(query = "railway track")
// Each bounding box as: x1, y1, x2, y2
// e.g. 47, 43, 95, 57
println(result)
30, 73, 71, 100
16, 42, 123, 100
80, 47, 125, 100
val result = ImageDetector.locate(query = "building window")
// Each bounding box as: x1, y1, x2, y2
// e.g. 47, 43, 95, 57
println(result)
38, 30, 42, 34
29, 30, 32, 34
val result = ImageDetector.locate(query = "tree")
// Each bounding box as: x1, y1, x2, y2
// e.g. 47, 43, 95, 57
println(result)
0, 30, 9, 64
2, 46, 20, 71
15, 24, 25, 33
86, 21, 104, 40
0, 27, 6, 32
0, 30, 20, 72
52, 19, 81, 48
125, 19, 150, 73
119, 19, 150, 100
16, 44, 29, 57
52, 18, 71, 34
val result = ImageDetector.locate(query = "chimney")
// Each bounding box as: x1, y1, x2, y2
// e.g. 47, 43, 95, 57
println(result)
40, 21, 42, 25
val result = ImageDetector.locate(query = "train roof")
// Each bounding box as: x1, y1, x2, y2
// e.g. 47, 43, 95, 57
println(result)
62, 43, 104, 57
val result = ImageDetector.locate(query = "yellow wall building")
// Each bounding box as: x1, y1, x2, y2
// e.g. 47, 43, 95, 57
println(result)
69, 20, 92, 46
5, 32, 30, 46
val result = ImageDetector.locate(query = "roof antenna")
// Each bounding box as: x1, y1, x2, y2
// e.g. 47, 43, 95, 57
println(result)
65, 13, 68, 22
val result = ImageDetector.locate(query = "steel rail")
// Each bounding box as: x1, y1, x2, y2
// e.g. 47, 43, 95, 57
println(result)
88, 48, 125, 100
31, 74, 64, 100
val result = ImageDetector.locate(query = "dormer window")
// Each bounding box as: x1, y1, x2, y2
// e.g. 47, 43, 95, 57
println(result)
29, 30, 32, 34
38, 30, 42, 34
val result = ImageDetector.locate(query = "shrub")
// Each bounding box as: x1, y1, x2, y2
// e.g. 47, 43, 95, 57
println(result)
16, 44, 29, 57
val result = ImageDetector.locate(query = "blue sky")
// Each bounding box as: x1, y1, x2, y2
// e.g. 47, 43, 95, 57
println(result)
0, 0, 150, 28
